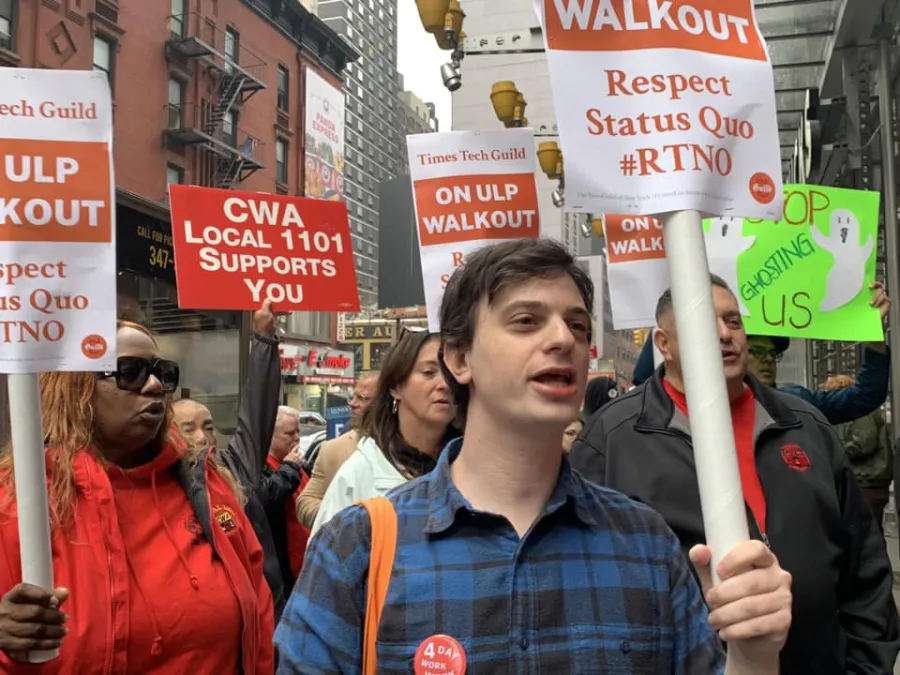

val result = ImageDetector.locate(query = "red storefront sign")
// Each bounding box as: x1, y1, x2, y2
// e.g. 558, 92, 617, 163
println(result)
280, 344, 355, 383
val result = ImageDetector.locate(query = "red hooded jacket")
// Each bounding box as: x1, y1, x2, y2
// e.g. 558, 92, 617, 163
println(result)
0, 440, 274, 674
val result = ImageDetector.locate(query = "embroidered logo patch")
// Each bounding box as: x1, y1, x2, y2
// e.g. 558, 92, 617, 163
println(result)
213, 505, 239, 535
781, 443, 810, 472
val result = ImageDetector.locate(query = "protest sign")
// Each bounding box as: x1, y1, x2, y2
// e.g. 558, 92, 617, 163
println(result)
168, 186, 359, 312
0, 68, 116, 373
604, 185, 883, 342
539, 0, 783, 219
407, 129, 540, 330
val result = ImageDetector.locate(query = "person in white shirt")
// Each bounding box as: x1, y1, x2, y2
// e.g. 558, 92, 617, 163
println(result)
311, 329, 456, 536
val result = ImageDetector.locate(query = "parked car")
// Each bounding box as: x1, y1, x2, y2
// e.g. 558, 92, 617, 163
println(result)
301, 430, 328, 476
299, 426, 326, 456
299, 411, 326, 426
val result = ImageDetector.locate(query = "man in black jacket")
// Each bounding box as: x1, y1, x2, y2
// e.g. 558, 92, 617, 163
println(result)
261, 406, 307, 591
570, 276, 900, 675
173, 301, 288, 619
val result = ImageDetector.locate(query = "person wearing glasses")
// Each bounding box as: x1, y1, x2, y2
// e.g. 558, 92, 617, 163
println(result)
571, 277, 899, 674
309, 329, 456, 537
279, 239, 793, 674
0, 321, 274, 674
295, 371, 379, 528
632, 281, 891, 426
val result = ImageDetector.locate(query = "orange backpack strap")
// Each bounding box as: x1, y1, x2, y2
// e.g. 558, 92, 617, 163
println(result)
361, 496, 398, 675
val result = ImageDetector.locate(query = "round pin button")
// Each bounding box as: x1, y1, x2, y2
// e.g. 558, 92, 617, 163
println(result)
414, 634, 467, 675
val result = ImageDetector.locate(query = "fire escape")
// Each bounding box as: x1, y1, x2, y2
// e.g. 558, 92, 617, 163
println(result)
164, 12, 267, 189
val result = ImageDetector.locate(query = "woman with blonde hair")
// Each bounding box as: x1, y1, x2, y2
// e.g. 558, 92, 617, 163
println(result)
311, 328, 456, 535
0, 321, 273, 673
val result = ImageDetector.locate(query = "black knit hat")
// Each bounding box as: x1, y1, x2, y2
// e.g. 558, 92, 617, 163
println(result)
584, 377, 618, 417
768, 336, 790, 354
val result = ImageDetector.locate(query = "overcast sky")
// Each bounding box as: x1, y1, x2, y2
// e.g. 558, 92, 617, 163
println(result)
396, 3, 453, 129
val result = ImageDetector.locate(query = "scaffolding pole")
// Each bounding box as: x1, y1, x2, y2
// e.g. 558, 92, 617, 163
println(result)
877, 37, 900, 439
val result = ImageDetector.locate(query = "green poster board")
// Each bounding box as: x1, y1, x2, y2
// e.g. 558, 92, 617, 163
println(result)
703, 185, 883, 342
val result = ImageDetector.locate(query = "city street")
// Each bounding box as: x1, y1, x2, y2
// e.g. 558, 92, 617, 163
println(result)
882, 505, 900, 674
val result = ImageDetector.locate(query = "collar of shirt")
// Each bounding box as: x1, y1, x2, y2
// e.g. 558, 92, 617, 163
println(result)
422, 437, 600, 534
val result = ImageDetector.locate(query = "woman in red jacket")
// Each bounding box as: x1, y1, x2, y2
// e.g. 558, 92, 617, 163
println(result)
0, 321, 274, 674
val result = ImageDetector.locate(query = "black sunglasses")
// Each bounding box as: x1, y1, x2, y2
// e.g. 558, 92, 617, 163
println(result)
748, 346, 783, 363
97, 356, 180, 393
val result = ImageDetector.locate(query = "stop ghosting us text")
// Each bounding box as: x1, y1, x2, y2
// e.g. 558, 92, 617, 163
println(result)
740, 232, 816, 302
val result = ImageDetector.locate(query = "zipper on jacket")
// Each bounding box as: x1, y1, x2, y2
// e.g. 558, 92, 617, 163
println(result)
641, 426, 773, 549
105, 535, 116, 674
752, 517, 771, 548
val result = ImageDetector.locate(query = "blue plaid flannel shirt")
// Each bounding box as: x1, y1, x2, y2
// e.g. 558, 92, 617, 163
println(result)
275, 438, 725, 674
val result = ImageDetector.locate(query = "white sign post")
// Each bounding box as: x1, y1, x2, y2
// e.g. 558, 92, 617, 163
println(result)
7, 373, 54, 662
663, 210, 750, 562
540, 0, 783, 578
0, 68, 116, 660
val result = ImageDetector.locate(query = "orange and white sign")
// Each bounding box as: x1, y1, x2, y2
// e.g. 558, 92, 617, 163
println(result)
538, 0, 783, 219
407, 129, 540, 330
603, 214, 669, 328
0, 69, 116, 373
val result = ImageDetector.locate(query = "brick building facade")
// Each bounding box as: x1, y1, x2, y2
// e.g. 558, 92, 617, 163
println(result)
0, 0, 358, 437
1, 0, 355, 202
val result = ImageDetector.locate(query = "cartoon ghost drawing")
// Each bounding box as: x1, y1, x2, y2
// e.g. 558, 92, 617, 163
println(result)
810, 209, 873, 312
705, 217, 756, 316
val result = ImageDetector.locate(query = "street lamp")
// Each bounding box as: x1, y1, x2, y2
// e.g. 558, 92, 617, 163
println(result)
580, 214, 604, 239
579, 220, 592, 238
416, 0, 466, 91
490, 81, 528, 128
537, 140, 565, 207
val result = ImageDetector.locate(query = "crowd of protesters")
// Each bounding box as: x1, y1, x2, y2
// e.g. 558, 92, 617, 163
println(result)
0, 237, 897, 674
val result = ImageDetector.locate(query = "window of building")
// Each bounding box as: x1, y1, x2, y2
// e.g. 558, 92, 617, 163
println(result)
277, 64, 289, 112
224, 27, 239, 72
222, 109, 237, 146
93, 36, 114, 81
275, 139, 287, 184
166, 164, 184, 186
167, 78, 184, 128
169, 0, 185, 38
286, 312, 331, 343
0, 0, 15, 51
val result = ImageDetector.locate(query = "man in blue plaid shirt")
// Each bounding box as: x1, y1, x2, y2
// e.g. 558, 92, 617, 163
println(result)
276, 239, 792, 674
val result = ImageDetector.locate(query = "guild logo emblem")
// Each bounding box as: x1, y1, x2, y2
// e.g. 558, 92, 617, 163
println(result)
780, 443, 810, 472
213, 505, 239, 535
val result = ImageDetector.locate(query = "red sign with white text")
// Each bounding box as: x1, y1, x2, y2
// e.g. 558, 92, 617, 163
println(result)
168, 185, 359, 312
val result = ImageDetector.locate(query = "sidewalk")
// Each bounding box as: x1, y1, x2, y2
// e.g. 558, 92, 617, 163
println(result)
883, 507, 900, 674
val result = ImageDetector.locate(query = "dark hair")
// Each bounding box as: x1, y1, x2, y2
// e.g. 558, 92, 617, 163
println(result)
360, 330, 444, 479
439, 238, 594, 426
583, 376, 617, 417
655, 274, 733, 324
